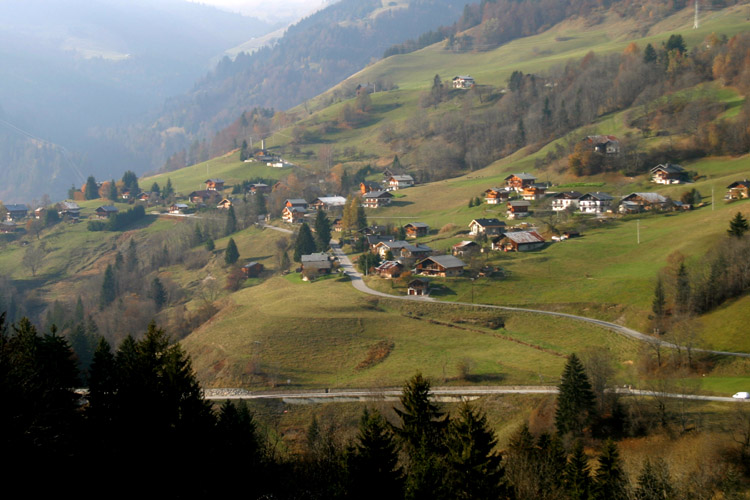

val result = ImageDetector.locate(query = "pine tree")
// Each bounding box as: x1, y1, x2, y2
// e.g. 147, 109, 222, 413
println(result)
555, 353, 596, 436
126, 238, 138, 272
468, 198, 475, 208
85, 175, 99, 200
592, 439, 628, 500
635, 458, 674, 500
108, 180, 118, 201
348, 408, 404, 500
314, 210, 332, 252
163, 178, 174, 198
193, 224, 204, 246
224, 238, 239, 265
99, 264, 116, 309
728, 211, 749, 238
644, 43, 657, 63
254, 192, 267, 215
444, 403, 510, 500
205, 237, 215, 251
151, 277, 167, 310
675, 263, 691, 315
391, 155, 403, 172
150, 182, 160, 196
652, 276, 666, 320
397, 226, 407, 240
356, 203, 368, 232
225, 205, 237, 235
121, 170, 139, 194
563, 440, 592, 500
293, 223, 316, 262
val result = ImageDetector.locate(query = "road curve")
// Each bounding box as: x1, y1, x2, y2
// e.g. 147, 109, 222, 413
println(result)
329, 243, 750, 359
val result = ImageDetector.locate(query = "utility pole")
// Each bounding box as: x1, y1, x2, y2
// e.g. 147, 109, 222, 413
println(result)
693, 0, 699, 29
712, 186, 715, 211
637, 219, 640, 244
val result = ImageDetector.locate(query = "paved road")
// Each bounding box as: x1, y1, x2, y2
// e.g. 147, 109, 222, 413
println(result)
329, 243, 750, 358
204, 386, 750, 404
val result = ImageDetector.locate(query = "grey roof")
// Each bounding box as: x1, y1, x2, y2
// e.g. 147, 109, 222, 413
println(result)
364, 190, 393, 199
243, 261, 260, 268
505, 173, 536, 180
376, 261, 403, 271
727, 179, 750, 188
172, 203, 189, 209
285, 206, 307, 213
453, 75, 474, 80
503, 231, 545, 244
367, 235, 394, 245
403, 244, 432, 253
580, 192, 613, 201
622, 192, 668, 203
205, 178, 225, 183
508, 200, 531, 207
484, 187, 508, 193
471, 218, 505, 227
5, 204, 27, 212
651, 163, 684, 173
315, 196, 346, 206
59, 201, 80, 210
453, 240, 478, 249
286, 198, 308, 205
553, 191, 583, 199
420, 255, 465, 268
379, 240, 411, 250
389, 175, 414, 182
405, 222, 429, 228
97, 205, 118, 212
301, 253, 331, 263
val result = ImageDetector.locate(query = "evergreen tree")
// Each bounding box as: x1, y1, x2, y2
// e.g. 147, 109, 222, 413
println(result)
68, 184, 77, 199
314, 210, 332, 252
444, 403, 510, 500
224, 238, 240, 265
348, 408, 404, 500
563, 440, 592, 500
121, 170, 139, 194
675, 263, 691, 315
592, 439, 628, 500
643, 43, 657, 63
225, 205, 237, 235
468, 198, 475, 208
240, 139, 250, 161
474, 196, 481, 207
193, 224, 204, 246
356, 203, 368, 232
150, 182, 160, 196
85, 175, 99, 200
126, 238, 138, 273
397, 226, 407, 240
391, 155, 403, 172
205, 237, 215, 252
151, 277, 167, 310
652, 276, 666, 320
108, 180, 118, 201
393, 373, 449, 500
254, 192, 267, 215
635, 458, 674, 500
87, 337, 117, 426
99, 265, 116, 309
728, 211, 749, 238
665, 34, 687, 54
555, 353, 596, 436
293, 223, 316, 262
74, 296, 85, 324
163, 178, 174, 199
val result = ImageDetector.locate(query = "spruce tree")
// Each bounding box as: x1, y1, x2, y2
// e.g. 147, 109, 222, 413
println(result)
356, 203, 368, 232
314, 210, 332, 252
563, 440, 592, 500
151, 277, 167, 310
225, 205, 237, 235
643, 43, 657, 63
635, 458, 674, 500
108, 180, 118, 201
675, 263, 691, 315
652, 276, 666, 321
397, 226, 407, 240
592, 439, 628, 500
348, 408, 404, 500
121, 170, 139, 194
555, 353, 596, 436
150, 182, 160, 196
293, 223, 316, 262
126, 238, 138, 272
99, 264, 116, 309
728, 211, 749, 238
85, 175, 99, 200
444, 403, 510, 500
224, 238, 240, 265
205, 237, 215, 252
163, 178, 174, 198
254, 192, 267, 215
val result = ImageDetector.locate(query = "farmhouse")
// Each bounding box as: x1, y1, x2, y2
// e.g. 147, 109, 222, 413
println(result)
301, 253, 333, 275
285, 198, 308, 209
241, 262, 264, 278
399, 243, 433, 263
404, 222, 429, 238
484, 187, 510, 204
387, 175, 415, 190
492, 230, 545, 252
217, 198, 233, 209
366, 234, 394, 252
95, 206, 118, 219
584, 135, 620, 154
189, 190, 220, 205
205, 179, 225, 191
374, 240, 411, 259
415, 255, 465, 277
248, 183, 271, 195
169, 203, 189, 214
57, 201, 81, 219
362, 190, 393, 208
522, 184, 547, 201
452, 240, 480, 256
360, 225, 388, 236
5, 204, 28, 221
282, 206, 307, 224
551, 191, 583, 211
506, 200, 531, 219
452, 75, 475, 89
469, 218, 506, 236
408, 278, 430, 296
375, 260, 404, 279
312, 196, 347, 211
651, 163, 688, 184
578, 192, 613, 214
726, 180, 750, 200
619, 192, 669, 213
505, 173, 536, 191
360, 181, 382, 194
0, 221, 16, 233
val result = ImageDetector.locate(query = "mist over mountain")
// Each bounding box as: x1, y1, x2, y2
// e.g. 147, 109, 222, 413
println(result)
0, 0, 275, 202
